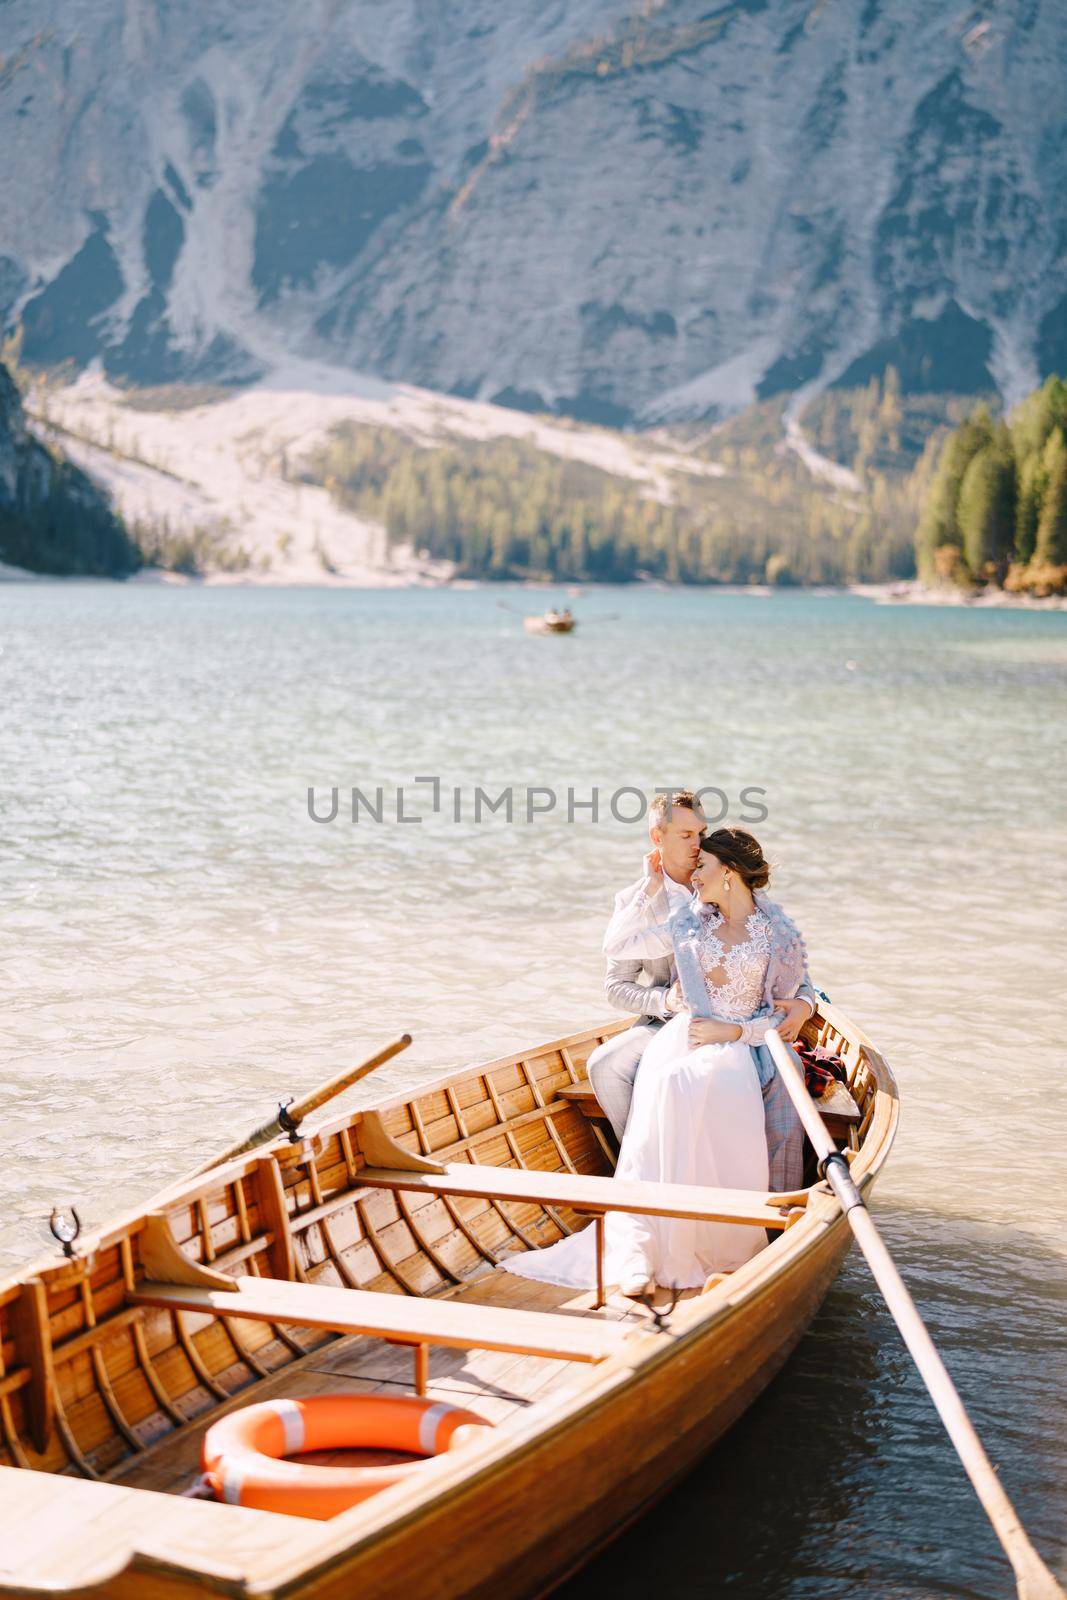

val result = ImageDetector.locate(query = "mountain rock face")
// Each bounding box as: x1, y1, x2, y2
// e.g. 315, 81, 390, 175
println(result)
2, 0, 1066, 423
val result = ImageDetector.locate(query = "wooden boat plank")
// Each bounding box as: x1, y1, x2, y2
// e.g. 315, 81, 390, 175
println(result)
357, 1163, 798, 1228
0, 1464, 321, 1589
129, 1280, 631, 1364
303, 1269, 666, 1421
313, 1339, 576, 1420
816, 1080, 862, 1122
118, 1278, 631, 1499
115, 1270, 634, 1493
113, 1357, 536, 1499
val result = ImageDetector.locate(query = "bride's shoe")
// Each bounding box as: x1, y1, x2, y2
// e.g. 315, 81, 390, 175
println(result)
617, 1267, 654, 1299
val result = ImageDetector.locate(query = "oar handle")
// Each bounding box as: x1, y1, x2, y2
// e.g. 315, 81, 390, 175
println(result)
764, 1028, 1065, 1600
196, 1034, 413, 1175
288, 1033, 412, 1122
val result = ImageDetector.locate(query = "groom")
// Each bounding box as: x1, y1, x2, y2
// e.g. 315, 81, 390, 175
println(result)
587, 788, 812, 1192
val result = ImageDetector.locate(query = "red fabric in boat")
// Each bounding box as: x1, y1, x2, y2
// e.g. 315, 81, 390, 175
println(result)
792, 1041, 849, 1099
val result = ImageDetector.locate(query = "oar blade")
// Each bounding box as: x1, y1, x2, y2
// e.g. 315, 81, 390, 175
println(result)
763, 1029, 1064, 1600
1016, 1553, 1067, 1600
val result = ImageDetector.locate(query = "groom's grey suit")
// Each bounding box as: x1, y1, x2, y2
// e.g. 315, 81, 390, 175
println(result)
587, 878, 675, 1144
587, 874, 808, 1192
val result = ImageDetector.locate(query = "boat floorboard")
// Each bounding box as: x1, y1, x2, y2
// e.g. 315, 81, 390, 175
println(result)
112, 1261, 699, 1499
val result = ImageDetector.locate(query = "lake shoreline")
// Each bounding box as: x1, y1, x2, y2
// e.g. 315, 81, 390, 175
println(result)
3, 560, 1065, 610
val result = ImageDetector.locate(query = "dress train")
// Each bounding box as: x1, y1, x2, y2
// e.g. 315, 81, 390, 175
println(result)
504, 1012, 769, 1291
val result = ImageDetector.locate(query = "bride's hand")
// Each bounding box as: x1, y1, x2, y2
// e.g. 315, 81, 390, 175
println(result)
688, 1018, 741, 1047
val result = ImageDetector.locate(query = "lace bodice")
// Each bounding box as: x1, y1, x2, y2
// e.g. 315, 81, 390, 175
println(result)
695, 907, 772, 1020
602, 881, 815, 1047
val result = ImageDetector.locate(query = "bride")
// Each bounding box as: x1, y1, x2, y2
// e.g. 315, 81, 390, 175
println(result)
505, 827, 813, 1297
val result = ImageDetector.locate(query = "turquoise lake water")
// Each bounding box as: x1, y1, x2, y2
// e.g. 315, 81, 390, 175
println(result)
2, 582, 1064, 1597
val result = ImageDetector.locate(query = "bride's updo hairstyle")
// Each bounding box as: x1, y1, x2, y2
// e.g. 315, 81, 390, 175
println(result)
699, 827, 771, 891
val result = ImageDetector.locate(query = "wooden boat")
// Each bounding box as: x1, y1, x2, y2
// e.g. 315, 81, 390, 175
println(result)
523, 610, 576, 635
0, 1001, 897, 1600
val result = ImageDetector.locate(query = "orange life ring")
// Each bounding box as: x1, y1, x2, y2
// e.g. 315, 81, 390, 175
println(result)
202, 1393, 492, 1519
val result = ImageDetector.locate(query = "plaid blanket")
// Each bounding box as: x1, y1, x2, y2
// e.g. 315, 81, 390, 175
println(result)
792, 1040, 849, 1099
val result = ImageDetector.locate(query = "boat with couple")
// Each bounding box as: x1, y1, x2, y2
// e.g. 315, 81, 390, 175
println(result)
3, 788, 1052, 1599
0, 787, 908, 1599
506, 788, 821, 1301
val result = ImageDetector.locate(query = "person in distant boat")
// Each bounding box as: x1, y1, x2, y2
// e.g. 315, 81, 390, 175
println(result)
507, 826, 817, 1297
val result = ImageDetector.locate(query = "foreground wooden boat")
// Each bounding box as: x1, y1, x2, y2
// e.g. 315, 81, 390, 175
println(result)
0, 1001, 897, 1599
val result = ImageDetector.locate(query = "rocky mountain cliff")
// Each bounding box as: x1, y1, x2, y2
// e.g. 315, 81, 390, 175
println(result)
3, 0, 1066, 424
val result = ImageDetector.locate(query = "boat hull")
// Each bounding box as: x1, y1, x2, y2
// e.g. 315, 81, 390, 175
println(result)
0, 1002, 895, 1600
262, 1218, 855, 1600
523, 617, 576, 634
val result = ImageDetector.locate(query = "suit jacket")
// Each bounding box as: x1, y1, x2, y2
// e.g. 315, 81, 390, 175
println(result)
603, 875, 674, 1020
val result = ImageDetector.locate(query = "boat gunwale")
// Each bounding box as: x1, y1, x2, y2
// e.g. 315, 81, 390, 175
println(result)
0, 1019, 640, 1295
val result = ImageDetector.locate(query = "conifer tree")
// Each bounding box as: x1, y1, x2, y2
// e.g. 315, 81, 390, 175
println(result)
1010, 375, 1067, 462
1033, 426, 1067, 567
956, 421, 1016, 580
914, 406, 994, 580
1014, 450, 1044, 564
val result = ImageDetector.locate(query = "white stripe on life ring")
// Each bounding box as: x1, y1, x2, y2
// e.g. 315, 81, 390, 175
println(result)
272, 1398, 306, 1456
417, 1403, 453, 1455
222, 1463, 245, 1505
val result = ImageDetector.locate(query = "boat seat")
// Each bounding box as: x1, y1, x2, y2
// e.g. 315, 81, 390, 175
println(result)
556, 1082, 610, 1121
558, 1078, 861, 1138
355, 1164, 807, 1306
0, 1464, 322, 1590
813, 1079, 863, 1142
130, 1278, 631, 1396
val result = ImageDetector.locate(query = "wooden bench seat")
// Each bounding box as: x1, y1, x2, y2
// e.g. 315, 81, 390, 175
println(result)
0, 1464, 322, 1589
356, 1164, 807, 1306
557, 1082, 610, 1121
813, 1078, 863, 1140
359, 1163, 797, 1229
130, 1278, 630, 1395
559, 1077, 861, 1137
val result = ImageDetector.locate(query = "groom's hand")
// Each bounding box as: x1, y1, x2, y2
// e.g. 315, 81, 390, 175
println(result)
664, 979, 685, 1014
642, 848, 664, 891
773, 997, 812, 1043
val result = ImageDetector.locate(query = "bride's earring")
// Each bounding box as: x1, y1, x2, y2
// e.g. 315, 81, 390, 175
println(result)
722, 873, 731, 896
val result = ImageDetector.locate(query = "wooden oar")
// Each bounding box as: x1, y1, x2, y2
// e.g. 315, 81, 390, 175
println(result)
194, 1033, 412, 1176
765, 1028, 1065, 1600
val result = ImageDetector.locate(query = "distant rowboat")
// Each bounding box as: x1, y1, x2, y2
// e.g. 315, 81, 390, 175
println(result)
0, 1001, 896, 1599
523, 609, 576, 635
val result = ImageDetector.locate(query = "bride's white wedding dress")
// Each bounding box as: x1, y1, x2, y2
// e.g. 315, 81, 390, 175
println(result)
505, 895, 774, 1292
